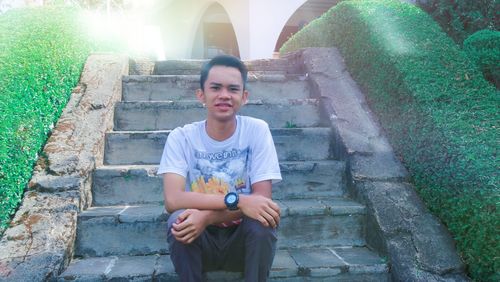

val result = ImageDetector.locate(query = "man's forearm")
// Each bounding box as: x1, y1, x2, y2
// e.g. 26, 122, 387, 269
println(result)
163, 173, 228, 213
165, 190, 227, 212
168, 193, 279, 228
201, 209, 244, 225
164, 174, 279, 228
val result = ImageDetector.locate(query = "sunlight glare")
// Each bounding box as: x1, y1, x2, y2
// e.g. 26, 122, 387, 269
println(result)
82, 6, 165, 60
368, 14, 415, 55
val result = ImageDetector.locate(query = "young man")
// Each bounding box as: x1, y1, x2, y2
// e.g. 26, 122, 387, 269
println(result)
157, 55, 282, 282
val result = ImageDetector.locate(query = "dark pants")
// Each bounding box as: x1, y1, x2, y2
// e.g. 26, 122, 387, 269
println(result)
167, 209, 277, 282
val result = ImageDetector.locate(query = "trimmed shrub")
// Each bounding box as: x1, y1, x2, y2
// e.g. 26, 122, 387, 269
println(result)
281, 0, 499, 280
417, 0, 499, 44
0, 6, 103, 234
463, 29, 500, 88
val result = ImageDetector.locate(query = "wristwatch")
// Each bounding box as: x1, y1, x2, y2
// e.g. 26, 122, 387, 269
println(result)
224, 192, 239, 210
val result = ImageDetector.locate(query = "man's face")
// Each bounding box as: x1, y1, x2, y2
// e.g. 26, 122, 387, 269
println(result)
197, 65, 248, 123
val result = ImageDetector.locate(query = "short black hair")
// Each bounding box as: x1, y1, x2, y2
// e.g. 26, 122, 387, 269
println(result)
200, 55, 248, 90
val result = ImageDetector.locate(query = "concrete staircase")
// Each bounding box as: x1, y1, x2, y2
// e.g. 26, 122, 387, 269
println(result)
59, 59, 389, 281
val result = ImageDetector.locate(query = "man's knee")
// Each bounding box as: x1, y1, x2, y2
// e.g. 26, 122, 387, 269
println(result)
167, 209, 185, 229
241, 217, 277, 242
167, 209, 187, 246
167, 210, 202, 262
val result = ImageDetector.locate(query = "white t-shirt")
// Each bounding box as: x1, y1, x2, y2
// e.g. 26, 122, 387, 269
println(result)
157, 115, 282, 195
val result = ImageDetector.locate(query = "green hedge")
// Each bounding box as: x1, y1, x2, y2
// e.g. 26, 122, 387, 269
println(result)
0, 6, 109, 234
417, 0, 499, 44
281, 0, 499, 280
463, 29, 500, 88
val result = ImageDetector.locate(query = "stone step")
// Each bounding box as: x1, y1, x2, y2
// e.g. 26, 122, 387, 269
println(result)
157, 69, 287, 76
92, 160, 346, 206
75, 198, 366, 257
104, 128, 333, 165
152, 58, 300, 75
122, 74, 310, 101
59, 247, 388, 281
114, 99, 322, 131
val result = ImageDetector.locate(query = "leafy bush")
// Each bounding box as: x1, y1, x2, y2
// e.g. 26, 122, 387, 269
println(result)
281, 0, 499, 280
0, 6, 107, 234
416, 0, 499, 43
463, 29, 500, 88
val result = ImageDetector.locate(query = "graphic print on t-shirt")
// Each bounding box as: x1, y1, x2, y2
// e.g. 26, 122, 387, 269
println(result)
190, 147, 250, 195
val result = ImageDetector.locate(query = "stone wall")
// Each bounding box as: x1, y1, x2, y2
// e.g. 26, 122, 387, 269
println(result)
0, 54, 128, 281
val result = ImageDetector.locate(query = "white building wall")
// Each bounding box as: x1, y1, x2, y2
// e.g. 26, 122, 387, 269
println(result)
146, 0, 419, 59
154, 0, 213, 59
155, 0, 308, 60
216, 0, 250, 59
247, 0, 307, 59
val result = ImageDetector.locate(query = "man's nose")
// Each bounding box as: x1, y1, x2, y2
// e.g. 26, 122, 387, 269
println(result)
219, 88, 231, 99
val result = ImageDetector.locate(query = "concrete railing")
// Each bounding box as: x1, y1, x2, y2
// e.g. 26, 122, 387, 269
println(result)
0, 54, 128, 281
283, 48, 469, 281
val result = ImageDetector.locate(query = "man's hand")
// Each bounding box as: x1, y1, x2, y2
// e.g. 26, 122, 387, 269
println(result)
239, 194, 280, 228
171, 209, 210, 244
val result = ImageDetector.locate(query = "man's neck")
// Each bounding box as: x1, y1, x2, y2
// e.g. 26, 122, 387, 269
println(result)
205, 117, 237, 141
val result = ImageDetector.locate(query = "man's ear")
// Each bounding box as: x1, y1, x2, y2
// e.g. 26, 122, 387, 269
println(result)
242, 90, 249, 105
196, 89, 205, 103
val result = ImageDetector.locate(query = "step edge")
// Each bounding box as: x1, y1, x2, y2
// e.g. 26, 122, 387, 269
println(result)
78, 198, 366, 221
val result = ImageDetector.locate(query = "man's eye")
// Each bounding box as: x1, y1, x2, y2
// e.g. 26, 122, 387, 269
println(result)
211, 86, 220, 90
230, 88, 239, 92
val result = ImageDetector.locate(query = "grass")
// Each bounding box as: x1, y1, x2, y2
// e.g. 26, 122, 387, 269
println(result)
0, 6, 122, 235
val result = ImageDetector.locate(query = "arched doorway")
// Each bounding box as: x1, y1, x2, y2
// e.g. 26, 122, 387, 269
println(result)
192, 2, 240, 59
274, 0, 340, 52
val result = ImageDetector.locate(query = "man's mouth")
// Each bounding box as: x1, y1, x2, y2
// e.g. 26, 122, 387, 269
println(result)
215, 103, 232, 108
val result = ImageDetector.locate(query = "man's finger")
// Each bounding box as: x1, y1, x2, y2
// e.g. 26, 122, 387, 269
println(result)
172, 225, 192, 238
269, 201, 280, 214
172, 229, 183, 242
179, 229, 199, 244
185, 233, 199, 244
171, 227, 182, 238
174, 214, 195, 230
257, 215, 270, 227
173, 228, 191, 243
172, 221, 188, 231
179, 232, 193, 244
177, 210, 192, 222
181, 225, 196, 237
174, 220, 188, 231
265, 206, 280, 226
261, 211, 277, 228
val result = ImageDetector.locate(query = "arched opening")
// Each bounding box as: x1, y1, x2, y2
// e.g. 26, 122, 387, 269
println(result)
192, 2, 240, 59
274, 0, 340, 52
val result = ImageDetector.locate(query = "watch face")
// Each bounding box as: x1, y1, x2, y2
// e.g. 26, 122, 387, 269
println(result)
227, 194, 237, 204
